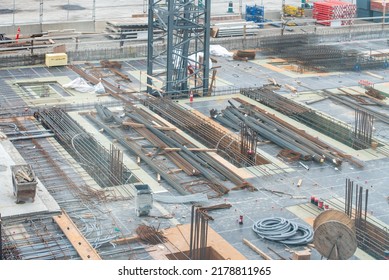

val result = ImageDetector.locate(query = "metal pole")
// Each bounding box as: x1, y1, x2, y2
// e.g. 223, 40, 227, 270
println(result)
165, 0, 174, 94
189, 205, 195, 259
146, 0, 154, 95
203, 0, 211, 95
0, 213, 2, 260
39, 0, 44, 33
13, 0, 15, 26
364, 189, 368, 227
92, 0, 96, 32
67, 0, 70, 21
143, 0, 147, 13
345, 178, 348, 215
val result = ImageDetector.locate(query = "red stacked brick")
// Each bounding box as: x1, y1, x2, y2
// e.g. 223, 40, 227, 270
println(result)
313, 1, 357, 26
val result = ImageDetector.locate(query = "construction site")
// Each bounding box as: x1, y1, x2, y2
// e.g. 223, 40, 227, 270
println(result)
0, 0, 388, 261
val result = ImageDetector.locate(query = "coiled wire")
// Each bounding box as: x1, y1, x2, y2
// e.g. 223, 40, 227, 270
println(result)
252, 217, 313, 245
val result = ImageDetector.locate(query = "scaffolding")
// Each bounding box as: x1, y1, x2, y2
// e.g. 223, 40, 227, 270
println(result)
147, 0, 211, 97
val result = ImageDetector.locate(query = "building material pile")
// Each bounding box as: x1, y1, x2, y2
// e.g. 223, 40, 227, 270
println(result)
313, 1, 357, 26
365, 87, 386, 100
136, 225, 166, 245
211, 21, 260, 38
105, 19, 160, 40
11, 164, 37, 203
245, 5, 264, 23
233, 50, 256, 61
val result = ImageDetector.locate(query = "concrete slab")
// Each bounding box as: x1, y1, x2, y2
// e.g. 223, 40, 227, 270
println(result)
0, 140, 60, 219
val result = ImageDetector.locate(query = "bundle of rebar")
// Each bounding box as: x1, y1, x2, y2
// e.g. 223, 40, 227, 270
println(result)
189, 206, 210, 260
241, 87, 363, 167
353, 109, 374, 150
97, 104, 234, 196
143, 97, 284, 178
125, 109, 230, 196
365, 87, 386, 100
36, 108, 135, 188
135, 225, 166, 245
241, 87, 373, 159
200, 203, 232, 211
321, 90, 389, 126
344, 179, 389, 260
228, 99, 348, 166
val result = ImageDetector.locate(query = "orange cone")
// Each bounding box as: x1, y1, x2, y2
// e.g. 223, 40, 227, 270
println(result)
15, 27, 21, 41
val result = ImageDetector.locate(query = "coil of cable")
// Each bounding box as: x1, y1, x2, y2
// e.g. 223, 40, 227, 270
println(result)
252, 217, 313, 245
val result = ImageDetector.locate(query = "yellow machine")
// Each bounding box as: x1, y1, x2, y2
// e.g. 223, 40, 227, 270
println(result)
283, 5, 304, 17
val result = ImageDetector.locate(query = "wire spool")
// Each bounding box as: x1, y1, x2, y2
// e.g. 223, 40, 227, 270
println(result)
313, 210, 357, 260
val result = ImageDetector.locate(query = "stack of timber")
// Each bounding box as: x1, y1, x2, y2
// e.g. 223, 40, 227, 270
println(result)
211, 21, 260, 38
233, 50, 256, 61
44, 29, 81, 40
313, 1, 357, 26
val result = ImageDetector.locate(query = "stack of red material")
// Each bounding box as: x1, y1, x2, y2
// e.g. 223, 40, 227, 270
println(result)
370, 0, 389, 13
313, 1, 357, 26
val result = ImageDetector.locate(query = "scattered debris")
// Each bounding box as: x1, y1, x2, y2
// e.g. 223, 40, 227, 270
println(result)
365, 87, 386, 100
135, 224, 166, 245
232, 181, 258, 192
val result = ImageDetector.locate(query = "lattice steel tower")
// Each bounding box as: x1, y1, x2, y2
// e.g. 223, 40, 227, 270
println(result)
147, 0, 211, 97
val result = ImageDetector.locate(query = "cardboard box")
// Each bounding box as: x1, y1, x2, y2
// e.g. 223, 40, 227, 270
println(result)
45, 53, 68, 67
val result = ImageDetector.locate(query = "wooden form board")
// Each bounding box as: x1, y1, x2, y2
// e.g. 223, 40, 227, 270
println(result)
159, 224, 247, 260
243, 238, 272, 260
53, 211, 102, 260
190, 110, 240, 141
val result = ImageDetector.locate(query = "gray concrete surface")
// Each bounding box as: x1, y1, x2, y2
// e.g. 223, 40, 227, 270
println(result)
0, 140, 60, 219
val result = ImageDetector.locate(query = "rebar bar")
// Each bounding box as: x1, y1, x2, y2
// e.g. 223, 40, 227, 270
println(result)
344, 179, 388, 259
189, 205, 210, 260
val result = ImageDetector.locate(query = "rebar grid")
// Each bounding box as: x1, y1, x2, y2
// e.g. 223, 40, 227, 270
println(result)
345, 179, 388, 260
36, 108, 136, 189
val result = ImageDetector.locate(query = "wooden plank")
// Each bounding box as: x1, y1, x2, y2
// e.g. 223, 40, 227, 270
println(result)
53, 211, 102, 260
161, 146, 216, 153
365, 71, 384, 80
157, 224, 247, 260
122, 121, 145, 128
122, 121, 175, 131
155, 126, 176, 131
190, 110, 240, 141
188, 148, 218, 152
111, 236, 140, 245
167, 168, 183, 174
243, 238, 273, 260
